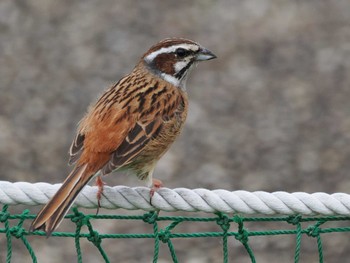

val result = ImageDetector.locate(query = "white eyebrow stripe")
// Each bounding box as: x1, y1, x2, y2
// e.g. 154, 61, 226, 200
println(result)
144, 44, 199, 62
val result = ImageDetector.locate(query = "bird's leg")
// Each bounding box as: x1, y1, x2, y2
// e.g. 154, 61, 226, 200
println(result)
95, 176, 106, 215
150, 178, 163, 206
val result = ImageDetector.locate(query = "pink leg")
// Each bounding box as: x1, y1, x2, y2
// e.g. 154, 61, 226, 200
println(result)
150, 178, 163, 206
95, 176, 106, 214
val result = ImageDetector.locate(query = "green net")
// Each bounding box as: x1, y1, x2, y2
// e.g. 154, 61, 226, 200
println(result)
1, 204, 350, 263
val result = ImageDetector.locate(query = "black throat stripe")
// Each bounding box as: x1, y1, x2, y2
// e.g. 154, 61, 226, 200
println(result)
175, 61, 193, 79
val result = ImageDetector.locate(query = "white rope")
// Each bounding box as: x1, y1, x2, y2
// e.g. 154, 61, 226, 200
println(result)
1, 181, 350, 216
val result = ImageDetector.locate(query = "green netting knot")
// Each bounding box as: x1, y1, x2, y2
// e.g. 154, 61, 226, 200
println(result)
233, 215, 249, 243
71, 208, 89, 226
235, 228, 249, 243
0, 211, 9, 222
10, 226, 25, 239
158, 229, 171, 243
0, 204, 9, 222
88, 230, 102, 245
216, 213, 230, 231
233, 215, 244, 224
287, 215, 302, 225
142, 211, 158, 224
10, 209, 30, 238
306, 225, 321, 237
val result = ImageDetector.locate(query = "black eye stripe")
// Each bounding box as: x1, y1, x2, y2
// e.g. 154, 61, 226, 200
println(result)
175, 48, 190, 57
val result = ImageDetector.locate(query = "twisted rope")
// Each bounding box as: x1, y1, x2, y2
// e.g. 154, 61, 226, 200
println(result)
1, 181, 349, 216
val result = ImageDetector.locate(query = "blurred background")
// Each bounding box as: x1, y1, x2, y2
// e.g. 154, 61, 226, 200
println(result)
1, 0, 350, 262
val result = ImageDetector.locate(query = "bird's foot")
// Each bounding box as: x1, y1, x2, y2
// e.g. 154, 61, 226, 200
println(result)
95, 176, 106, 215
150, 178, 163, 206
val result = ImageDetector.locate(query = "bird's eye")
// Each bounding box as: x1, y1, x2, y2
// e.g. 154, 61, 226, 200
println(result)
175, 48, 188, 58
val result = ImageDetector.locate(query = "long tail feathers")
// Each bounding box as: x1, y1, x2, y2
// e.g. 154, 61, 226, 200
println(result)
30, 164, 92, 236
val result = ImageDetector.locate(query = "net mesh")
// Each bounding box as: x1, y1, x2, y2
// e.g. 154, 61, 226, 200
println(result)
1, 204, 350, 263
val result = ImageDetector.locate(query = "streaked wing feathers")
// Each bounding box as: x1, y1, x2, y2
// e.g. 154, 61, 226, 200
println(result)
101, 118, 163, 174
68, 133, 85, 165
68, 73, 185, 174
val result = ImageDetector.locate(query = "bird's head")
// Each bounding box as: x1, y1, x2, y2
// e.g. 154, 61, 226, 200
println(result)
142, 38, 216, 89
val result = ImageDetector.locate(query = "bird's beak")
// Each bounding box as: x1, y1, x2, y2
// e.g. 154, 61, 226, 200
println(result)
196, 47, 217, 61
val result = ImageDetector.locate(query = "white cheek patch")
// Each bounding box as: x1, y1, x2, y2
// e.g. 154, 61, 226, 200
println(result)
174, 60, 189, 73
160, 73, 180, 86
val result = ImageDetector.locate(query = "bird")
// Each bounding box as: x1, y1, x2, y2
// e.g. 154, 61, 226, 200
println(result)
30, 38, 216, 235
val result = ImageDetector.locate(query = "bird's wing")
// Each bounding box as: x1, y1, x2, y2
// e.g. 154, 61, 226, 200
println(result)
100, 116, 164, 174
68, 133, 85, 165
68, 78, 185, 174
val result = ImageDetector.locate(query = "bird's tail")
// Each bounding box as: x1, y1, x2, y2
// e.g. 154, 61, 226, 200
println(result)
30, 164, 93, 236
